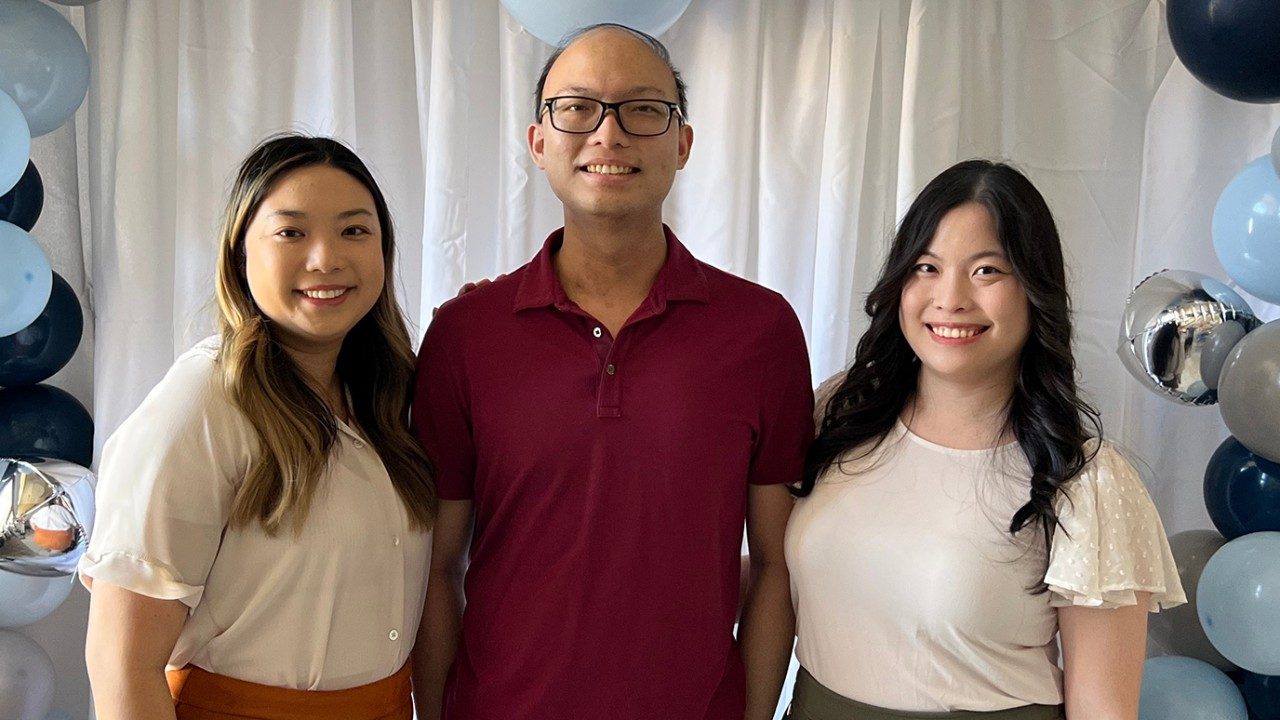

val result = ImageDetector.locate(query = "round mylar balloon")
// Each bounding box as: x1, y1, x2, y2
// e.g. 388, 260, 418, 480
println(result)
0, 162, 43, 232
0, 273, 84, 386
0, 458, 95, 577
1117, 270, 1260, 404
1213, 157, 1280, 306
1205, 437, 1280, 539
0, 386, 93, 469
0, 572, 72, 627
1148, 529, 1236, 670
500, 0, 693, 46
0, 0, 91, 137
0, 90, 31, 196
1167, 0, 1280, 103
0, 630, 54, 720
0, 222, 53, 338
1139, 656, 1247, 720
1218, 320, 1280, 463
1198, 531, 1280, 675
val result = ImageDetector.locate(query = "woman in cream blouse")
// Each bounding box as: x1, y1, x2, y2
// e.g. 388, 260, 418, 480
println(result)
80, 135, 436, 720
785, 160, 1185, 720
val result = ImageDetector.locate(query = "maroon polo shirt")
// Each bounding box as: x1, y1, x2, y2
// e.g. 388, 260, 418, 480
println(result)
413, 226, 812, 720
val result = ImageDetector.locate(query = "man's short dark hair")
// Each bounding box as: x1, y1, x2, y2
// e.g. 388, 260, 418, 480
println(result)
532, 23, 689, 122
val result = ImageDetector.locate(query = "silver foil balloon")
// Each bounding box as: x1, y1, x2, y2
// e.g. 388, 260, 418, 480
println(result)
0, 458, 95, 577
1118, 269, 1261, 405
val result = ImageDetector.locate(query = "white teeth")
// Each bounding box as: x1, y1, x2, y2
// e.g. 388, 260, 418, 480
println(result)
585, 164, 636, 175
303, 288, 347, 299
931, 325, 982, 339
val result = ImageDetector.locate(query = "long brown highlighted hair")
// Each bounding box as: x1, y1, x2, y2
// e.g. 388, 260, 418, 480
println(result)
214, 134, 435, 534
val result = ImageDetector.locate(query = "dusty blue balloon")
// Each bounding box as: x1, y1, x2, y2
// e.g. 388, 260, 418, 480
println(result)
1140, 656, 1247, 720
0, 90, 30, 196
1198, 532, 1280, 675
0, 0, 91, 137
1213, 157, 1280, 305
1273, 126, 1280, 179
500, 0, 693, 46
0, 222, 52, 338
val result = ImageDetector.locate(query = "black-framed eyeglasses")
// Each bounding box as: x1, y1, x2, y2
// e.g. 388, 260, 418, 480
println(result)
540, 96, 682, 137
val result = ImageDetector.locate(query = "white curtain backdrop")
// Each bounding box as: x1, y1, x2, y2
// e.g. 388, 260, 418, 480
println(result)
28, 0, 1280, 715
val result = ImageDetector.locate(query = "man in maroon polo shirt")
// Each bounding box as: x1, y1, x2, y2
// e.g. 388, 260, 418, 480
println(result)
410, 23, 812, 720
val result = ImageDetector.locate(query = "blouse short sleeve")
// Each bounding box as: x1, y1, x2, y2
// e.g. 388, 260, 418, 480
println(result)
78, 340, 257, 610
1044, 441, 1187, 611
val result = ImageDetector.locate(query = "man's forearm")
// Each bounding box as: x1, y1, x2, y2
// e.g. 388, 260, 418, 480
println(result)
739, 560, 795, 720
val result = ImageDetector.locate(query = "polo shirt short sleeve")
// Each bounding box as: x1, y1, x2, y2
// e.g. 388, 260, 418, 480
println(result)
413, 227, 813, 719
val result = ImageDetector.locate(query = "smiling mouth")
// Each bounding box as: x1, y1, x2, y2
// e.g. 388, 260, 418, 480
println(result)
927, 324, 988, 339
300, 288, 351, 300
582, 164, 638, 175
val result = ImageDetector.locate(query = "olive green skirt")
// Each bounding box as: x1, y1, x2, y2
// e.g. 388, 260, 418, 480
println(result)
783, 668, 1064, 720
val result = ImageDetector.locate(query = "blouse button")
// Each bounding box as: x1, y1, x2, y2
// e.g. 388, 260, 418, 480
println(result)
393, 536, 401, 547
353, 440, 365, 449
389, 629, 400, 641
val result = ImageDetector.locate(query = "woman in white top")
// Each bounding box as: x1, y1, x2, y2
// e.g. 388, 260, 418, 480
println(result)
81, 135, 436, 720
785, 160, 1185, 720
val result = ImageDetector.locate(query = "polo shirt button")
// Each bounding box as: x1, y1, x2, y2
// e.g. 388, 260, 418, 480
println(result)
353, 440, 365, 449
606, 364, 616, 376
389, 629, 399, 641
393, 536, 400, 546
592, 326, 602, 338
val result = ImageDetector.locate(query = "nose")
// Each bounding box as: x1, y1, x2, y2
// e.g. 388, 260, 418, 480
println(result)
305, 234, 344, 274
932, 271, 971, 312
589, 109, 631, 147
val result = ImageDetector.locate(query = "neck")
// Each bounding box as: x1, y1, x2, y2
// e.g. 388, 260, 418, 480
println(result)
278, 336, 345, 415
555, 214, 668, 305
905, 368, 1017, 450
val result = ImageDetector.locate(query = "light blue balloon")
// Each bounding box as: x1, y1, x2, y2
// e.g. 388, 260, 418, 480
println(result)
1198, 531, 1280, 675
1272, 126, 1280, 178
0, 0, 91, 137
1140, 656, 1247, 720
500, 0, 693, 46
1213, 156, 1280, 305
0, 90, 30, 196
0, 221, 52, 337
0, 571, 72, 627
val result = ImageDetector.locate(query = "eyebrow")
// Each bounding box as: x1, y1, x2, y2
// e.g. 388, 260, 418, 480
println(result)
921, 250, 1008, 262
267, 208, 374, 220
553, 85, 673, 99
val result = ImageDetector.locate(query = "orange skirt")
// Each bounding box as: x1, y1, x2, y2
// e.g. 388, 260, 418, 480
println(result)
166, 663, 412, 720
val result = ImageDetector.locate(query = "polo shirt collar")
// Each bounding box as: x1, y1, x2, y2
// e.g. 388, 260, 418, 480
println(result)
513, 224, 710, 313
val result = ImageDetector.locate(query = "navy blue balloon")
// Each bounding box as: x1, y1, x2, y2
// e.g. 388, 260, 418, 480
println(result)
0, 384, 92, 466
1167, 0, 1280, 103
0, 273, 81, 386
1206, 436, 1280, 539
1244, 672, 1280, 720
0, 161, 42, 232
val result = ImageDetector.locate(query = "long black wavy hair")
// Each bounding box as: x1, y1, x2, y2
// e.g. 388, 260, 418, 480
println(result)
797, 159, 1102, 566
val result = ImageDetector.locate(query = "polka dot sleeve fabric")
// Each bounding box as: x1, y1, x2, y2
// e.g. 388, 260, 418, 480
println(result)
1044, 442, 1187, 611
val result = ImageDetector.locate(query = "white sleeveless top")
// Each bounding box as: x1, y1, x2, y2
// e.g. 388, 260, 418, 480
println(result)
784, 377, 1185, 711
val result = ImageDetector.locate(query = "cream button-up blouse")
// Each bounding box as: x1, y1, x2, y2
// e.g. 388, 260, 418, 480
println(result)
79, 339, 432, 690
